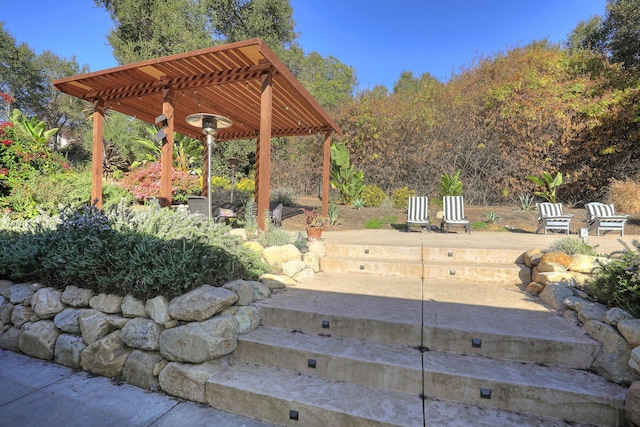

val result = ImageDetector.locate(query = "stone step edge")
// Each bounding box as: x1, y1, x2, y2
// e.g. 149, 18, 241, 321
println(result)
204, 359, 597, 427
321, 256, 526, 270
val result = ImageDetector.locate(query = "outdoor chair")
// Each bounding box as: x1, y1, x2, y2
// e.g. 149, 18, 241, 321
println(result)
441, 196, 470, 233
271, 203, 283, 227
187, 196, 209, 216
406, 196, 431, 232
215, 202, 238, 223
585, 202, 628, 236
535, 202, 573, 235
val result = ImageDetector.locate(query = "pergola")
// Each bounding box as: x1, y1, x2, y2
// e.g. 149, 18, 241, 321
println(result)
52, 38, 340, 228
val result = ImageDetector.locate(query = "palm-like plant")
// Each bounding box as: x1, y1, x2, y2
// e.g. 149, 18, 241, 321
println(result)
439, 170, 463, 197
526, 171, 563, 203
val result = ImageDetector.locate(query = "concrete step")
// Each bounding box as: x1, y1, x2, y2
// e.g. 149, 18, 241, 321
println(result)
204, 359, 585, 427
255, 287, 600, 369
321, 256, 529, 282
235, 326, 627, 426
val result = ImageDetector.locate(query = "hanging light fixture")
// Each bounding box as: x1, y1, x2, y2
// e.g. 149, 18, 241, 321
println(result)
185, 113, 233, 218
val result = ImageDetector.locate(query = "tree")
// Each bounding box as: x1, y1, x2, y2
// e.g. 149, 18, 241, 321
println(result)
566, 15, 606, 53
603, 0, 640, 69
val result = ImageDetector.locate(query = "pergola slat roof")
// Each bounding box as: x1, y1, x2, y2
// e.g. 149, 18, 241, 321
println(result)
53, 38, 340, 140
52, 39, 339, 227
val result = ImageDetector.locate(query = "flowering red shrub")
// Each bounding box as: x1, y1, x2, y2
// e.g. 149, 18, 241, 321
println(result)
117, 162, 200, 203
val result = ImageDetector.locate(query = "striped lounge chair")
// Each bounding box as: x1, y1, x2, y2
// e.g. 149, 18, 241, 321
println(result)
441, 196, 470, 234
406, 196, 431, 232
585, 202, 628, 236
535, 202, 573, 235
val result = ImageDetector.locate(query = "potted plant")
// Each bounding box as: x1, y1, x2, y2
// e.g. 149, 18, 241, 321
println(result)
301, 207, 327, 241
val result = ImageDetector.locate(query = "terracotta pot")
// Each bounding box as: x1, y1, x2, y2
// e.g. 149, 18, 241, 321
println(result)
306, 227, 323, 242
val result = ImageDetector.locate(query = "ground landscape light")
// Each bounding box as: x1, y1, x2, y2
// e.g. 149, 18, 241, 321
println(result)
186, 113, 232, 218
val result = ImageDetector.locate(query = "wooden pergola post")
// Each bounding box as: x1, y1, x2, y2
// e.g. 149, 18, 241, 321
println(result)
256, 71, 273, 230
159, 87, 174, 207
322, 132, 332, 215
91, 99, 104, 208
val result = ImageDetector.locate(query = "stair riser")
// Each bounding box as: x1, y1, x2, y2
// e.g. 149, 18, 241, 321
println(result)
321, 258, 530, 283
424, 373, 625, 426
423, 328, 599, 369
324, 245, 525, 264
205, 381, 404, 427
234, 339, 422, 395
259, 306, 422, 347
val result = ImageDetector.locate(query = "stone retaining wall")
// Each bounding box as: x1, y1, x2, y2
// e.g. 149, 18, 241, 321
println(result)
523, 249, 640, 425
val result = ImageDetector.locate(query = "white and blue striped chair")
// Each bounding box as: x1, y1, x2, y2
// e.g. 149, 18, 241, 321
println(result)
585, 202, 628, 236
441, 196, 470, 233
535, 202, 573, 235
406, 196, 431, 232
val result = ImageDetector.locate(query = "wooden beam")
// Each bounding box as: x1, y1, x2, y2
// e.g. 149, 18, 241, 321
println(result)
256, 71, 273, 230
92, 99, 104, 208
322, 132, 332, 216
160, 87, 174, 207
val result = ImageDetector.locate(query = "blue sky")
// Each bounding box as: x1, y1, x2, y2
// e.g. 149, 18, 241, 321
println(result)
2, 0, 607, 90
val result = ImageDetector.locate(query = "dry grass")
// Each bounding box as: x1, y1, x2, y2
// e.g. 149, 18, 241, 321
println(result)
607, 178, 640, 214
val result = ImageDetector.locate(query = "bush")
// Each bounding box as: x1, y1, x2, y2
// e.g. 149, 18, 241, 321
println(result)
587, 240, 640, 317
0, 203, 269, 299
118, 162, 200, 204
361, 184, 386, 207
607, 178, 640, 214
270, 187, 297, 206
549, 237, 599, 256
391, 187, 417, 209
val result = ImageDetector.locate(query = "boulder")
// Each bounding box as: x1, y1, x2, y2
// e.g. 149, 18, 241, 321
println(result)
123, 350, 163, 390
523, 248, 543, 268
294, 268, 315, 281
538, 252, 572, 273
168, 285, 238, 322
630, 347, 640, 376
221, 306, 260, 335
11, 305, 39, 327
282, 260, 305, 278
4, 283, 45, 304
32, 288, 66, 319
54, 334, 87, 369
0, 302, 14, 324
83, 330, 133, 378
0, 326, 22, 352
259, 273, 295, 289
262, 244, 301, 270
626, 381, 640, 427
145, 296, 170, 324
247, 281, 270, 301
222, 280, 255, 306
539, 283, 575, 311
307, 240, 326, 258
19, 320, 60, 360
531, 269, 576, 286
79, 309, 117, 345
583, 320, 639, 385
0, 279, 13, 293
158, 361, 222, 403
604, 307, 634, 327
120, 317, 164, 350
61, 286, 94, 307
303, 251, 320, 272
107, 315, 130, 329
525, 282, 545, 296
53, 308, 83, 334
159, 316, 238, 363
568, 254, 606, 273
563, 296, 587, 310
577, 302, 608, 324
618, 319, 640, 348
89, 293, 123, 314
121, 295, 147, 318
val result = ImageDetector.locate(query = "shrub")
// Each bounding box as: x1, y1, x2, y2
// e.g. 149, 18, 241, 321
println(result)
118, 162, 201, 204
607, 178, 640, 214
364, 215, 397, 229
270, 187, 296, 206
439, 171, 463, 197
549, 237, 599, 256
0, 203, 269, 299
392, 187, 417, 209
587, 240, 640, 317
210, 176, 231, 189
361, 184, 386, 207
235, 177, 255, 193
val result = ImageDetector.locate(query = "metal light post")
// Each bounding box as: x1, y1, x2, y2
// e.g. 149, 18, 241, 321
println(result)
185, 113, 232, 218
224, 157, 246, 203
